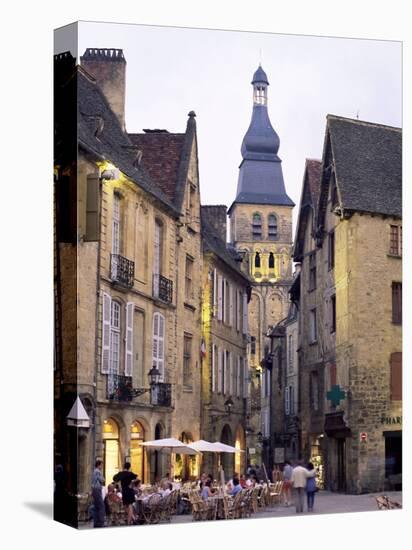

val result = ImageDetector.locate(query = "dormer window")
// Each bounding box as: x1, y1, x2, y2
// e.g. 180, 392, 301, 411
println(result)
268, 214, 278, 240
252, 213, 262, 239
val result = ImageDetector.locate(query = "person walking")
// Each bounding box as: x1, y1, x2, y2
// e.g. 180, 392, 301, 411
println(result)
282, 461, 293, 506
113, 462, 138, 525
290, 459, 316, 513
91, 459, 106, 527
305, 462, 317, 512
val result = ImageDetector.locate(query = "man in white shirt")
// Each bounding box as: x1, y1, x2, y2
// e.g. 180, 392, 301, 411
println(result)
291, 460, 316, 513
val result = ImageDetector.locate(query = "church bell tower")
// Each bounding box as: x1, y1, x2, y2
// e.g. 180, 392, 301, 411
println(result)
228, 66, 295, 461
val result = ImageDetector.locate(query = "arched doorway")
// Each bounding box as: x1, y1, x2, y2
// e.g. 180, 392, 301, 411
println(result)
103, 418, 120, 485
221, 425, 234, 479
130, 421, 145, 482
235, 425, 246, 475
175, 432, 199, 481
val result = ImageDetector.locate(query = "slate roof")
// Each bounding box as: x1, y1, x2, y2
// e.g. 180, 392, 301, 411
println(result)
320, 115, 402, 220
128, 132, 186, 203
77, 67, 182, 215
201, 212, 251, 282
252, 65, 269, 85
292, 159, 322, 261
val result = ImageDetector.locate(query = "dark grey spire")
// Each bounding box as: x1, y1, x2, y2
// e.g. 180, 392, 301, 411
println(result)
230, 66, 294, 210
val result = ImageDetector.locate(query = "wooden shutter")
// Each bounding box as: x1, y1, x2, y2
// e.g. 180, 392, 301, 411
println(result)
223, 351, 227, 395
101, 292, 111, 373
213, 269, 217, 317
290, 385, 294, 414
217, 275, 223, 321
236, 356, 241, 397
236, 290, 241, 331
261, 368, 266, 398
217, 348, 223, 393
390, 352, 402, 400
211, 344, 216, 393
223, 279, 227, 324
242, 292, 248, 335
85, 175, 99, 241
243, 357, 248, 398
125, 302, 134, 376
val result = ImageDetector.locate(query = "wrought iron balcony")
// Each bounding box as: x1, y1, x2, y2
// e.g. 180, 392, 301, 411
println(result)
153, 274, 173, 304
111, 254, 134, 287
151, 382, 172, 407
107, 373, 135, 402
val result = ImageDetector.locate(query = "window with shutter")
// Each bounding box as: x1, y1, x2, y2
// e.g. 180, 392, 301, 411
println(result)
236, 356, 241, 397
242, 293, 248, 335
229, 284, 233, 326
217, 275, 223, 321
223, 351, 228, 395
217, 349, 223, 393
101, 292, 111, 373
212, 344, 216, 393
125, 303, 134, 376
390, 352, 402, 401
290, 385, 294, 415
392, 282, 402, 324
236, 290, 241, 331
110, 300, 121, 374
112, 194, 120, 255
243, 357, 248, 398
213, 269, 217, 316
229, 353, 234, 395
85, 175, 99, 241
152, 312, 165, 381
285, 386, 290, 415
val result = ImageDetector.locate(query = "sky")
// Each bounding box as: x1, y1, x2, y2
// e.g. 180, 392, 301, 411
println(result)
56, 21, 402, 230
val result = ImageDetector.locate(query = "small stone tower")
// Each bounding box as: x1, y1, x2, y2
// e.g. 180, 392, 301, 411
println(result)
228, 66, 295, 455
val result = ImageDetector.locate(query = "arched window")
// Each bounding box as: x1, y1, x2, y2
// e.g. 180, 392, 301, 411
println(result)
254, 252, 261, 268
268, 214, 278, 239
269, 252, 275, 269
103, 418, 120, 483
152, 312, 165, 380
130, 421, 145, 481
252, 213, 262, 239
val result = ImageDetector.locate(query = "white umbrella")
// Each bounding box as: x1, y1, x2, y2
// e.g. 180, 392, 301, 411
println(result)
213, 441, 245, 453
190, 439, 222, 452
140, 437, 200, 455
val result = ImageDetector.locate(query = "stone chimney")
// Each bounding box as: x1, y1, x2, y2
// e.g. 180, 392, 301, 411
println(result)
80, 48, 126, 131
201, 205, 228, 243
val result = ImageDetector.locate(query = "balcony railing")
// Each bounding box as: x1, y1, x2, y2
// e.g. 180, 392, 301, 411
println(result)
107, 374, 172, 407
111, 254, 134, 287
107, 373, 134, 401
151, 382, 172, 407
153, 274, 173, 304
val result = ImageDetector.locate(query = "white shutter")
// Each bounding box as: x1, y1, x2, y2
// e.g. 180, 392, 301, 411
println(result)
213, 269, 217, 317
158, 314, 165, 381
261, 368, 266, 398
285, 386, 290, 415
229, 284, 233, 326
218, 348, 223, 393
211, 344, 216, 393
223, 351, 227, 395
229, 353, 234, 395
290, 385, 294, 415
242, 292, 248, 335
125, 302, 134, 376
101, 292, 111, 373
223, 279, 227, 324
217, 275, 223, 321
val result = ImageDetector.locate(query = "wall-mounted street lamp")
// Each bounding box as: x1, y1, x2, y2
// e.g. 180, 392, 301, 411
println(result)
211, 397, 235, 420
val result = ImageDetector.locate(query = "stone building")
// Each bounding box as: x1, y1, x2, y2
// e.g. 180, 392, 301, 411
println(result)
200, 205, 251, 478
228, 66, 295, 467
293, 116, 402, 493
54, 48, 203, 515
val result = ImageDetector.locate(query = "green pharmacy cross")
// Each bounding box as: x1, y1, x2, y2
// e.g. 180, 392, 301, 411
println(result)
327, 385, 346, 407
